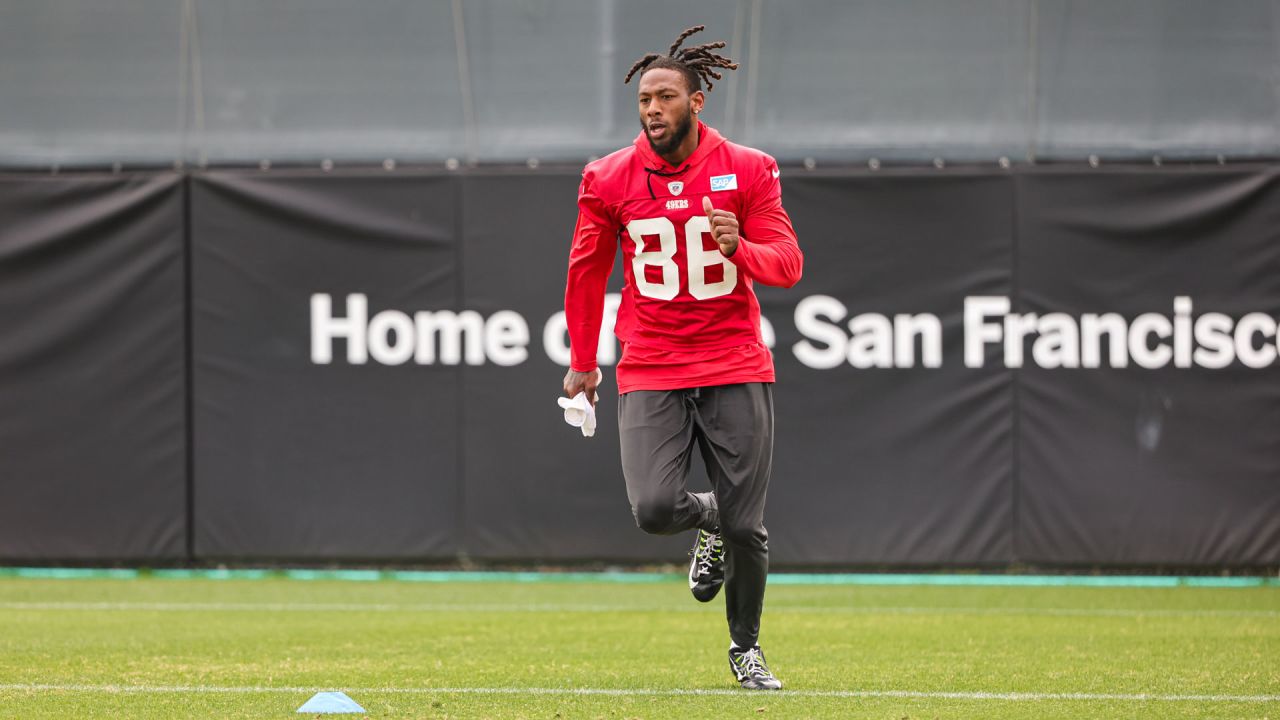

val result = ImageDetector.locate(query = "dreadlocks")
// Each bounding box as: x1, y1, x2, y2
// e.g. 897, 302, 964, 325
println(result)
623, 25, 739, 92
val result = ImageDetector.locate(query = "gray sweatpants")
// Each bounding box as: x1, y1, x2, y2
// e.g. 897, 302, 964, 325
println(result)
617, 382, 773, 649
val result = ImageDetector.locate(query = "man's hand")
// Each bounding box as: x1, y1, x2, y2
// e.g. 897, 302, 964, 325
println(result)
703, 196, 739, 257
563, 367, 602, 406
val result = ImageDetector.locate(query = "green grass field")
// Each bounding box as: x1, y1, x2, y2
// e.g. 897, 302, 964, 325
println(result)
0, 573, 1277, 719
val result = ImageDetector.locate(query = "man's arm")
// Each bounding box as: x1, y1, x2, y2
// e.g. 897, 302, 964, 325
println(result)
706, 157, 803, 288
563, 175, 618, 405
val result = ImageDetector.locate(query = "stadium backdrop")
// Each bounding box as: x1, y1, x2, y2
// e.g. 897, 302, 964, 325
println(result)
0, 165, 1276, 566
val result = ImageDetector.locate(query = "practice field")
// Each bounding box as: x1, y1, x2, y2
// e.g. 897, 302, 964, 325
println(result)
0, 573, 1276, 719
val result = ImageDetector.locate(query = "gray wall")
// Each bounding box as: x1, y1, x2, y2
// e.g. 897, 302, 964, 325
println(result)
2, 0, 1278, 168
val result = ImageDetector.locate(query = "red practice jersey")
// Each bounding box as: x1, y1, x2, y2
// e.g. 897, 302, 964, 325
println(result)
565, 121, 803, 393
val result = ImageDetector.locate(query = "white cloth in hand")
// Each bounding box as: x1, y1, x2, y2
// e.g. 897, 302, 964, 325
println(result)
558, 369, 602, 438
558, 392, 597, 437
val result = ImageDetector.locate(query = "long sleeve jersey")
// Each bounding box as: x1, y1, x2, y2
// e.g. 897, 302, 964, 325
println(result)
565, 121, 803, 393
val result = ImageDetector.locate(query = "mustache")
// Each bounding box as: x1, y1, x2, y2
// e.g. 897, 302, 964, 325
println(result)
641, 111, 693, 153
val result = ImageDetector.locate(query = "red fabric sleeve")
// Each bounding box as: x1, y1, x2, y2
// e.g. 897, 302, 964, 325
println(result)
564, 174, 618, 373
730, 156, 803, 288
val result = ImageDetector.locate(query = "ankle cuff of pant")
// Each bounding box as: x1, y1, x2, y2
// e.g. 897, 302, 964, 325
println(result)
694, 493, 719, 531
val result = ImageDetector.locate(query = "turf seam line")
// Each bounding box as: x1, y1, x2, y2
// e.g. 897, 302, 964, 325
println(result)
1, 684, 1277, 703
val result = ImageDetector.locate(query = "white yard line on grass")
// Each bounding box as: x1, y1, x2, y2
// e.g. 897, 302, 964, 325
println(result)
0, 601, 1274, 618
0, 683, 1276, 703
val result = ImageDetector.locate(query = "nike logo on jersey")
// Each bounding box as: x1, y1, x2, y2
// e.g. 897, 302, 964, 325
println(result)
710, 174, 738, 192
771, 168, 781, 179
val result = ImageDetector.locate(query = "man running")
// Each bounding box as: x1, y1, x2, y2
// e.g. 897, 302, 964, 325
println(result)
561, 25, 802, 690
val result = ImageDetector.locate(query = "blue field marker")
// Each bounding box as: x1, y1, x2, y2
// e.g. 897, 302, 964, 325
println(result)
296, 691, 365, 713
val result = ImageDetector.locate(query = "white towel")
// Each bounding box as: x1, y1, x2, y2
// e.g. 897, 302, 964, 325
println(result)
557, 369, 602, 437
557, 392, 597, 437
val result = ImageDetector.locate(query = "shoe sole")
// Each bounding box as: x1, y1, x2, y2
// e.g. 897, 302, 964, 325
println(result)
740, 680, 783, 690
691, 585, 722, 602
688, 565, 723, 602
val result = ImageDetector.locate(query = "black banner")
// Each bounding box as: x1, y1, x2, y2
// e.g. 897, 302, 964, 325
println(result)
191, 171, 462, 560
762, 172, 1015, 564
1014, 167, 1280, 564
2, 166, 1277, 566
0, 173, 186, 560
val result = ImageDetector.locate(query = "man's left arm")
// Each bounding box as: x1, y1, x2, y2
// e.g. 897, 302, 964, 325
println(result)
705, 156, 803, 288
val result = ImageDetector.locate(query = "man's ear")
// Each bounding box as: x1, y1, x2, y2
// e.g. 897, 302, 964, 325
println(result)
691, 90, 706, 114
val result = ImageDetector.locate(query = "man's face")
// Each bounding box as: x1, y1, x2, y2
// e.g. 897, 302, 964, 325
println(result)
637, 68, 703, 157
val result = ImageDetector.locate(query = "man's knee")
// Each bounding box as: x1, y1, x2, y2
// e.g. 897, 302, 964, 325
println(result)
632, 498, 678, 535
720, 522, 767, 550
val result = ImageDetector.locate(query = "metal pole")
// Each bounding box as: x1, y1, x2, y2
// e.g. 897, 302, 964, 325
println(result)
598, 0, 616, 139
177, 0, 190, 166
1025, 0, 1040, 163
743, 0, 763, 144
189, 0, 206, 167
451, 0, 479, 164
723, 0, 747, 137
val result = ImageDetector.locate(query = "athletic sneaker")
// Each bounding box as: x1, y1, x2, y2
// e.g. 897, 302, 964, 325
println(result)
729, 644, 782, 690
688, 528, 725, 602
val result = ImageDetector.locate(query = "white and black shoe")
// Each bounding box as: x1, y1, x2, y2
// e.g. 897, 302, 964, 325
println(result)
688, 528, 725, 602
729, 644, 782, 690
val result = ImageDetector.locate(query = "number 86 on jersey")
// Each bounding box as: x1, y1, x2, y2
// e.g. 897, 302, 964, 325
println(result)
626, 215, 738, 301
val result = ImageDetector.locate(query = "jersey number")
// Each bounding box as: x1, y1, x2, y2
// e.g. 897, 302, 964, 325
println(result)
626, 216, 738, 301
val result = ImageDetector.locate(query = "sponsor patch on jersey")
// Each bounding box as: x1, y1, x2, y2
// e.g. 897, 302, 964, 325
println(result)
710, 173, 738, 192
665, 199, 689, 210
667, 181, 684, 196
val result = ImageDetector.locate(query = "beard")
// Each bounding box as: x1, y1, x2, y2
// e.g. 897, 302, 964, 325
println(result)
643, 105, 695, 157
